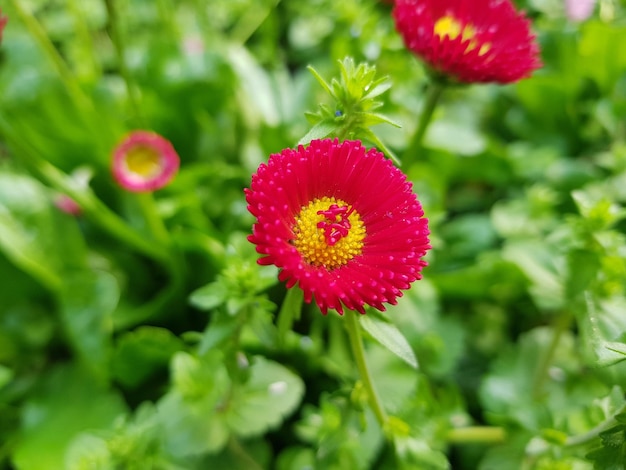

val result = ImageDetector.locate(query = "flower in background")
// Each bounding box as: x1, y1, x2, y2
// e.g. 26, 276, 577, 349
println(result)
564, 0, 596, 22
0, 9, 7, 43
393, 0, 542, 84
245, 139, 430, 315
54, 194, 82, 216
111, 131, 180, 192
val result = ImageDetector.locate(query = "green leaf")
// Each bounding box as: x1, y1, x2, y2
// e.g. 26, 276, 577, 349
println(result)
0, 364, 14, 389
58, 270, 118, 381
64, 434, 113, 470
566, 249, 601, 302
189, 281, 228, 311
227, 356, 305, 437
158, 352, 231, 457
111, 326, 184, 388
11, 364, 127, 470
297, 119, 336, 146
360, 314, 418, 369
586, 425, 626, 470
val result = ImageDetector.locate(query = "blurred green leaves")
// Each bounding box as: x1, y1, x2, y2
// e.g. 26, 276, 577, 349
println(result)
1, 0, 626, 468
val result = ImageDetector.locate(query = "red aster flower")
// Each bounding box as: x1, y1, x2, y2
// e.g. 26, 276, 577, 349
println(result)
393, 0, 542, 84
111, 131, 180, 192
245, 139, 430, 315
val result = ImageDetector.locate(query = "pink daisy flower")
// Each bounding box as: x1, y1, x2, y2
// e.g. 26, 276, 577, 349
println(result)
393, 0, 542, 84
245, 139, 431, 315
111, 131, 180, 192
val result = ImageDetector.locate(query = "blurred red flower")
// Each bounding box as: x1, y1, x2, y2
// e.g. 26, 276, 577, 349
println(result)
393, 0, 542, 84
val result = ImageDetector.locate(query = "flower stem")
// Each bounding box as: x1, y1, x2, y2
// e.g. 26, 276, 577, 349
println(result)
532, 314, 571, 401
446, 426, 507, 445
136, 192, 170, 246
345, 311, 388, 429
8, 0, 91, 113
277, 287, 304, 347
526, 403, 626, 457
406, 81, 445, 158
104, 0, 143, 126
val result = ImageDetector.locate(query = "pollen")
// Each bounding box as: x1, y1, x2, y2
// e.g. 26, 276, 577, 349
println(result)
124, 146, 162, 177
434, 15, 490, 56
293, 196, 365, 269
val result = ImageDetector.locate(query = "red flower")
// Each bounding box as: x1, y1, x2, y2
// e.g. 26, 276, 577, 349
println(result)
393, 0, 542, 84
111, 131, 180, 192
245, 139, 430, 315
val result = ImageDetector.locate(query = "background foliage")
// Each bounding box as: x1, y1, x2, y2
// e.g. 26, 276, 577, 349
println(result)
1, 0, 626, 468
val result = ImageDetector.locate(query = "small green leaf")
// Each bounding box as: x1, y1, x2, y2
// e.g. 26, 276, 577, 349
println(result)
0, 364, 14, 389
297, 119, 336, 146
360, 314, 418, 369
189, 281, 228, 311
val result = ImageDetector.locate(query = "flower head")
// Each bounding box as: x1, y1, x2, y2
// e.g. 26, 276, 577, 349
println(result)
245, 139, 430, 315
0, 9, 7, 43
393, 0, 542, 84
111, 131, 180, 192
54, 195, 82, 216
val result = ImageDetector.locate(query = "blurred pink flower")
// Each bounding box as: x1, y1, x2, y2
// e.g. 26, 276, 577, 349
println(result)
564, 0, 596, 22
111, 131, 180, 192
54, 195, 82, 216
0, 9, 7, 43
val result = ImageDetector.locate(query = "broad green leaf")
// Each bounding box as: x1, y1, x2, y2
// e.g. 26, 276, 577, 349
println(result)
11, 364, 127, 470
360, 314, 418, 369
158, 352, 231, 457
111, 327, 184, 388
58, 270, 118, 381
227, 356, 304, 437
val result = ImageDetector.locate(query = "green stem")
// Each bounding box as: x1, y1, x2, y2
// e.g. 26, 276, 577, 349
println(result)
345, 311, 388, 429
67, 0, 101, 78
526, 403, 626, 457
136, 192, 170, 246
231, 0, 282, 45
7, 0, 91, 113
532, 314, 571, 401
446, 426, 507, 445
406, 81, 445, 158
104, 0, 143, 125
156, 0, 179, 39
277, 287, 304, 347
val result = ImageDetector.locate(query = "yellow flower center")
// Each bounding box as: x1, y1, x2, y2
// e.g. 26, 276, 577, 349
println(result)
434, 15, 490, 56
125, 146, 162, 177
293, 196, 366, 269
